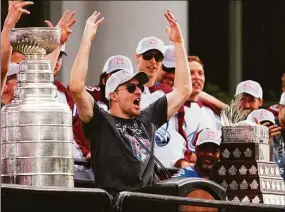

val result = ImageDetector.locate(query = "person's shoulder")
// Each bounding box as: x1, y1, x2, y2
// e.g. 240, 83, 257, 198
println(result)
267, 104, 279, 117
54, 80, 68, 91
199, 99, 221, 116
85, 85, 106, 102
172, 166, 199, 178
153, 83, 173, 94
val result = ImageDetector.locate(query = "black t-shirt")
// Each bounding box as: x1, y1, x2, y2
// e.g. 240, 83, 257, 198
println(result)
83, 96, 168, 193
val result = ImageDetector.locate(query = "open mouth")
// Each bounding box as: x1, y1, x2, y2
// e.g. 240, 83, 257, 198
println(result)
192, 82, 201, 87
133, 97, 141, 107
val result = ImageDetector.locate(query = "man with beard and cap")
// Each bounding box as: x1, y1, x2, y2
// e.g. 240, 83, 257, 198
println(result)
69, 9, 191, 193
173, 128, 221, 179
234, 80, 281, 139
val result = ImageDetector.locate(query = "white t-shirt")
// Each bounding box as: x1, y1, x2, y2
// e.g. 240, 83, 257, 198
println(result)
184, 102, 221, 153
141, 87, 186, 169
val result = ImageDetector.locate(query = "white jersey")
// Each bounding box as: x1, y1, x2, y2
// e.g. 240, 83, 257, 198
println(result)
141, 87, 186, 169
184, 102, 221, 153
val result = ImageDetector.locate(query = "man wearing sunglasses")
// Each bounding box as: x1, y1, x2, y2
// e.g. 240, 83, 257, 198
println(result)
69, 10, 191, 193
156, 45, 176, 88
72, 55, 134, 160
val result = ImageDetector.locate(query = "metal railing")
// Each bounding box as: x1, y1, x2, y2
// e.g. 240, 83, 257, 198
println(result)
115, 191, 285, 212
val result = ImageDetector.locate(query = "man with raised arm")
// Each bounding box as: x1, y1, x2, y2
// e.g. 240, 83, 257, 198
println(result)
69, 10, 191, 193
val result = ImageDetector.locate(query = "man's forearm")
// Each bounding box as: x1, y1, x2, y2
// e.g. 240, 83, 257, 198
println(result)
45, 44, 62, 73
173, 42, 192, 97
69, 38, 92, 95
1, 22, 14, 94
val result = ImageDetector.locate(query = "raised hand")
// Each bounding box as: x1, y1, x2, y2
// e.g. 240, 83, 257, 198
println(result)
83, 11, 104, 41
5, 1, 34, 27
164, 9, 183, 43
44, 10, 77, 45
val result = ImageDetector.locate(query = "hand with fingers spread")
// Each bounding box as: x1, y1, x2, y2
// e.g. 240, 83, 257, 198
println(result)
164, 9, 183, 43
45, 10, 77, 45
5, 1, 34, 28
83, 11, 104, 42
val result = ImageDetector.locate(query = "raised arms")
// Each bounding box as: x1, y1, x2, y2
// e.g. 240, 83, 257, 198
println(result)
69, 11, 104, 123
164, 10, 192, 120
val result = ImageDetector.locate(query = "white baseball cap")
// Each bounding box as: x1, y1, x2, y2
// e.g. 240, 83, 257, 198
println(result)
247, 109, 275, 125
103, 55, 133, 75
235, 80, 263, 99
162, 45, 176, 68
7, 62, 20, 78
105, 70, 149, 100
279, 92, 285, 106
136, 36, 164, 55
196, 129, 222, 147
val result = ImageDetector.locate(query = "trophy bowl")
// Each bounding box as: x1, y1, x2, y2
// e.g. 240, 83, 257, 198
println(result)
10, 27, 61, 55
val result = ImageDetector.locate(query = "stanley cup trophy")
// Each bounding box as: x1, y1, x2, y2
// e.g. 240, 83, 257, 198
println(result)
1, 27, 74, 187
212, 97, 285, 205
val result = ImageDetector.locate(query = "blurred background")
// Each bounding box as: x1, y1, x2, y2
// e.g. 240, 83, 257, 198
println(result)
2, 0, 285, 106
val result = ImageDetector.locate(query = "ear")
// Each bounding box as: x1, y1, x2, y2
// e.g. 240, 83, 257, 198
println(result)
3, 85, 8, 93
135, 54, 141, 64
259, 99, 263, 107
109, 92, 119, 103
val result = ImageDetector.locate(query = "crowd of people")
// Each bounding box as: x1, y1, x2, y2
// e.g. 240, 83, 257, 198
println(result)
1, 1, 285, 195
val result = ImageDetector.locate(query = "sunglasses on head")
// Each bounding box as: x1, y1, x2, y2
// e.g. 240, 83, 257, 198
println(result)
162, 65, 175, 73
142, 51, 164, 62
116, 83, 144, 94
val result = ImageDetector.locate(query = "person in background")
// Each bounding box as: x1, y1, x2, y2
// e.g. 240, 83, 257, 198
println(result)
156, 45, 176, 88
1, 1, 33, 95
135, 36, 191, 171
235, 80, 263, 110
173, 128, 221, 179
1, 62, 20, 106
247, 109, 276, 126
276, 92, 285, 180
235, 80, 281, 139
184, 56, 222, 164
267, 73, 285, 117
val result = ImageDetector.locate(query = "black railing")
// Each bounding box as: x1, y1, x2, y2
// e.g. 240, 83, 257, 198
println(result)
115, 191, 285, 212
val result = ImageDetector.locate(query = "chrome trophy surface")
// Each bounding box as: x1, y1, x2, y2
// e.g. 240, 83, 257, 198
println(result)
1, 28, 74, 187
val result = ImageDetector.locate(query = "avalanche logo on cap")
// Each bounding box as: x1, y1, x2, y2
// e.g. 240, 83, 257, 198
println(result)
207, 131, 217, 139
243, 81, 252, 89
149, 38, 158, 45
112, 57, 125, 65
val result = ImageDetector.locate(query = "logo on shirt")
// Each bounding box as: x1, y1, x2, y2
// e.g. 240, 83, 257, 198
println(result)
116, 122, 151, 162
187, 130, 198, 153
155, 122, 171, 147
126, 134, 151, 162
